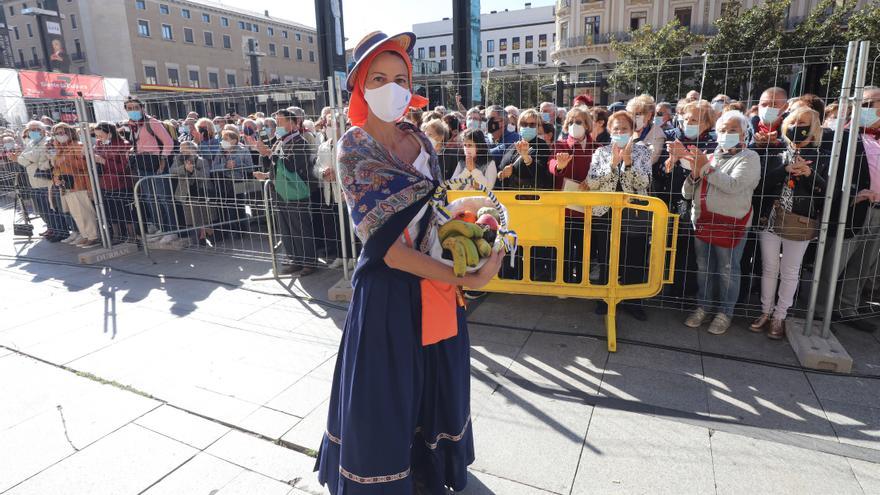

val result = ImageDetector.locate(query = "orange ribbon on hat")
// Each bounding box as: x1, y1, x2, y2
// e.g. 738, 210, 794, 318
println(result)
348, 40, 429, 127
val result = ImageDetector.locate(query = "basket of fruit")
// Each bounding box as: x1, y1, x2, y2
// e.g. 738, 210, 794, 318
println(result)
430, 178, 517, 277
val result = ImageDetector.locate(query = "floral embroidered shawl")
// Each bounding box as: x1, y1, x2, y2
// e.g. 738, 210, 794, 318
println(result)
338, 121, 442, 253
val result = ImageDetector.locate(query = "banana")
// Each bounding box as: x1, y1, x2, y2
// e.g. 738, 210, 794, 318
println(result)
475, 238, 492, 258
439, 220, 484, 242
442, 237, 468, 277
459, 237, 480, 267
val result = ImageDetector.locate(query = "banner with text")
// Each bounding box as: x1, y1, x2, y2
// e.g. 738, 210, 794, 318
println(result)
18, 70, 105, 100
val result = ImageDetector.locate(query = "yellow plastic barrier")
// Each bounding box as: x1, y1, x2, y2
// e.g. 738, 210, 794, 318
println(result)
448, 190, 679, 352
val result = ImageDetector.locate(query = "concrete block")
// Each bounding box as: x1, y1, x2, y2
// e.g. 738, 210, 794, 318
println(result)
78, 242, 139, 264
327, 276, 352, 302
146, 237, 190, 251
786, 318, 853, 373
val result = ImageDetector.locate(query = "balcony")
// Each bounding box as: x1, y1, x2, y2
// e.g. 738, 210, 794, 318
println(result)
72, 51, 86, 62
557, 32, 622, 50
27, 59, 43, 68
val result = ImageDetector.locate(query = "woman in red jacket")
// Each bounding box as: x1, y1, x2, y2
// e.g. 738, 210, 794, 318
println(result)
548, 106, 595, 283
93, 122, 135, 242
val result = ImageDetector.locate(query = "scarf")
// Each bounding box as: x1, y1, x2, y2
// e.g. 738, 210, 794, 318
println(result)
348, 40, 429, 128
337, 121, 441, 253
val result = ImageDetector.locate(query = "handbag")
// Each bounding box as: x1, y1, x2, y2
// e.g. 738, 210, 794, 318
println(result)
770, 202, 818, 241
34, 168, 53, 181
694, 178, 751, 248
274, 158, 310, 201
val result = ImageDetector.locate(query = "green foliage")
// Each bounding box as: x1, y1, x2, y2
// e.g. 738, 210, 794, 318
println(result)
486, 73, 554, 109
606, 20, 697, 100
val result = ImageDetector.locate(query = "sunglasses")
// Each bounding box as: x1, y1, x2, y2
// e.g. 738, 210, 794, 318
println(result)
570, 119, 586, 126
520, 121, 538, 128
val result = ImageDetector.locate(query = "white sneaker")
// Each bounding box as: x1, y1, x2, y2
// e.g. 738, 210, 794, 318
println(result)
159, 233, 179, 244
62, 232, 81, 244
146, 224, 160, 235
684, 307, 709, 328
327, 258, 344, 269
707, 313, 732, 335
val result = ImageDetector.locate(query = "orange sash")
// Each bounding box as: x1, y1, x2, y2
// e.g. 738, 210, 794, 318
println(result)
402, 229, 460, 346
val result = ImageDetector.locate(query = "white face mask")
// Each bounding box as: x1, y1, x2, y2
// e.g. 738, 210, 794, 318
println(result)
220, 140, 233, 150
568, 123, 586, 140
3, 142, 14, 150
759, 106, 780, 125
55, 134, 69, 144
507, 123, 516, 133
711, 101, 724, 114
363, 82, 412, 123
634, 115, 646, 130
101, 139, 111, 145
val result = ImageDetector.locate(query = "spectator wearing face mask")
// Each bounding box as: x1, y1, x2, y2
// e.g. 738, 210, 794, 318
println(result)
171, 140, 214, 246
51, 123, 100, 248
451, 128, 496, 191
655, 102, 675, 132
540, 101, 561, 138
496, 109, 554, 190
14, 122, 67, 241
627, 94, 666, 165
751, 107, 828, 340
711, 94, 732, 117
590, 107, 611, 145
505, 105, 520, 132
93, 122, 135, 243
421, 118, 458, 180
465, 107, 483, 133
486, 105, 519, 165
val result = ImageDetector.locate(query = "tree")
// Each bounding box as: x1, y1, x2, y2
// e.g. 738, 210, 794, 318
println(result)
845, 3, 880, 88
485, 72, 553, 109
606, 20, 697, 101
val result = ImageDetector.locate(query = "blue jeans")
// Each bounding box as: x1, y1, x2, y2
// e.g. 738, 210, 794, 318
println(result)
134, 155, 178, 233
693, 235, 746, 317
30, 187, 66, 232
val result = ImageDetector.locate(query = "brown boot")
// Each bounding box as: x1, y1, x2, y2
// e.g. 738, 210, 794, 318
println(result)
750, 314, 770, 333
767, 318, 785, 340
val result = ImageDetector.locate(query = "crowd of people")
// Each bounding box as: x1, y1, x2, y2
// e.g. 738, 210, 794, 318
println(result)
1, 84, 879, 336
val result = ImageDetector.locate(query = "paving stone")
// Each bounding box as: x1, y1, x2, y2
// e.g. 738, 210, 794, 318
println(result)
468, 294, 551, 331
711, 430, 864, 495
142, 453, 245, 494
265, 359, 335, 418
460, 469, 557, 494
206, 430, 317, 484
606, 342, 703, 376
238, 406, 302, 440
848, 458, 880, 494
816, 399, 880, 451
134, 405, 231, 450
505, 331, 608, 395
5, 424, 197, 495
613, 306, 702, 350
599, 362, 709, 415
214, 468, 298, 495
703, 357, 836, 439
807, 372, 880, 410
469, 336, 523, 376
280, 400, 328, 454
470, 379, 593, 494
572, 408, 714, 495
698, 323, 800, 366
467, 322, 530, 348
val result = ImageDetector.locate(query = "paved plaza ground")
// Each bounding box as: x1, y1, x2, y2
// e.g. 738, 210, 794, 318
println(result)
2, 218, 880, 494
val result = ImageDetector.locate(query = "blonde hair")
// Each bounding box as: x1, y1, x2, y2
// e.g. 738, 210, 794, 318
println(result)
195, 118, 215, 138
563, 106, 592, 133
421, 118, 450, 141
220, 129, 240, 142
680, 100, 715, 132
518, 109, 540, 126
626, 94, 656, 116
781, 107, 822, 147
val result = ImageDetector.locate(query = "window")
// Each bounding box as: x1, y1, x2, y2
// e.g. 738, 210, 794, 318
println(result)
440, 45, 447, 58
267, 27, 274, 36
539, 34, 547, 48
525, 51, 533, 64
512, 53, 520, 65
282, 30, 288, 38
204, 31, 213, 46
167, 67, 179, 86
280, 46, 288, 58
161, 24, 173, 40
221, 17, 229, 27
486, 55, 494, 68
499, 38, 507, 51
238, 21, 245, 29
512, 37, 520, 50
159, 4, 169, 14
630, 11, 647, 31
31, 47, 38, 62
226, 72, 236, 87
73, 39, 82, 58
486, 39, 494, 53
309, 50, 315, 63
135, 0, 146, 10
8, 6, 13, 16
428, 46, 435, 58
417, 47, 424, 59
499, 54, 507, 67
308, 35, 313, 43
295, 32, 301, 41
70, 13, 77, 29
440, 60, 447, 72
525, 35, 533, 49
584, 16, 600, 37
295, 47, 301, 60
202, 13, 210, 23
181, 8, 190, 19
138, 20, 150, 37
270, 74, 280, 84
184, 28, 193, 43
538, 50, 547, 63
222, 34, 231, 49
12, 27, 19, 40
269, 43, 276, 56
252, 24, 259, 33
674, 7, 692, 27
144, 66, 158, 84
208, 71, 219, 89
18, 49, 24, 65
188, 69, 200, 87
26, 23, 33, 37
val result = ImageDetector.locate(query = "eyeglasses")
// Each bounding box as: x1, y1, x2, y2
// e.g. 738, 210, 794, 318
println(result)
520, 121, 538, 128
570, 119, 586, 126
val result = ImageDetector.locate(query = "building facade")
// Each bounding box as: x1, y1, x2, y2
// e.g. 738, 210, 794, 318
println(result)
3, 0, 320, 91
551, 0, 873, 67
412, 3, 555, 74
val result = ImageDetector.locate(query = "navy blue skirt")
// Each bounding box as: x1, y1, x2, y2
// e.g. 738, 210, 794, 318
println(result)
316, 197, 474, 494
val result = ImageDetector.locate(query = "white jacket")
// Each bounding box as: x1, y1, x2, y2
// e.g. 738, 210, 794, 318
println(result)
17, 138, 52, 188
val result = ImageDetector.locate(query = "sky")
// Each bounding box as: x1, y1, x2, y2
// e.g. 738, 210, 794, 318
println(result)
221, 0, 555, 49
